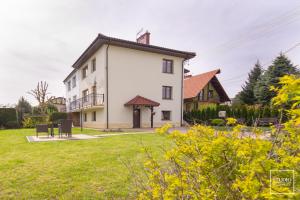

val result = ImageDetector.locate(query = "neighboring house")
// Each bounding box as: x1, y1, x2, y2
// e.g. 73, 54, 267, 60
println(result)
48, 97, 66, 112
184, 69, 230, 111
63, 32, 195, 129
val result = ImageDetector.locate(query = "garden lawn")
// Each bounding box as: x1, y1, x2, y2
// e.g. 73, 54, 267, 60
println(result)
0, 128, 171, 199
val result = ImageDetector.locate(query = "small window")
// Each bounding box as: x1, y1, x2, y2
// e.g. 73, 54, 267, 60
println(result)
82, 66, 88, 79
84, 113, 87, 122
162, 59, 173, 73
67, 81, 71, 91
162, 86, 172, 100
208, 90, 214, 98
91, 59, 96, 72
92, 111, 96, 121
162, 111, 171, 121
198, 90, 204, 101
72, 76, 76, 88
73, 95, 77, 101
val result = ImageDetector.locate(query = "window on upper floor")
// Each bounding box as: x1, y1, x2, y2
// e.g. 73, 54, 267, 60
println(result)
72, 76, 76, 88
73, 95, 77, 102
91, 59, 96, 72
67, 81, 71, 91
82, 65, 88, 79
162, 86, 172, 100
208, 90, 214, 99
162, 111, 171, 121
162, 59, 173, 74
82, 89, 89, 102
197, 89, 204, 101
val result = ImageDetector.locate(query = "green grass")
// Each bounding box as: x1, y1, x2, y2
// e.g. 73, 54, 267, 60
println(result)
0, 128, 171, 199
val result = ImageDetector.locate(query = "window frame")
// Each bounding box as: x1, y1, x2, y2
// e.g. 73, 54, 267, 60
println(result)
91, 58, 96, 72
92, 111, 96, 121
82, 89, 89, 102
162, 86, 173, 100
72, 76, 76, 88
67, 81, 71, 91
82, 65, 88, 79
161, 110, 171, 121
84, 113, 87, 122
208, 90, 214, 99
162, 59, 174, 74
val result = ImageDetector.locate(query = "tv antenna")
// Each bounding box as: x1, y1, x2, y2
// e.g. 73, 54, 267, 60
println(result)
136, 28, 144, 39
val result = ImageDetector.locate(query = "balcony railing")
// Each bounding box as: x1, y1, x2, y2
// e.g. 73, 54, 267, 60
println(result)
68, 93, 104, 111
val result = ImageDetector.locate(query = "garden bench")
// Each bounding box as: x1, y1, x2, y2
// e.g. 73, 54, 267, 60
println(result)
257, 118, 278, 126
36, 124, 50, 137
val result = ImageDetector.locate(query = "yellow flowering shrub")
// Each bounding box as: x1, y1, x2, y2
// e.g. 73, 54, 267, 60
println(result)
137, 75, 300, 199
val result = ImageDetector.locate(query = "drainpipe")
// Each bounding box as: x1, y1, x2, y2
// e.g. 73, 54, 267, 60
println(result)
105, 42, 110, 129
181, 57, 188, 126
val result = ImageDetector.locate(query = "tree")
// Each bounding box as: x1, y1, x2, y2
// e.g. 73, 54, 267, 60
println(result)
237, 61, 262, 104
137, 76, 300, 199
16, 97, 32, 124
254, 53, 299, 105
28, 81, 50, 114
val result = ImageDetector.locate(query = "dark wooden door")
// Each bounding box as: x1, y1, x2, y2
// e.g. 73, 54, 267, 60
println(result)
133, 108, 141, 128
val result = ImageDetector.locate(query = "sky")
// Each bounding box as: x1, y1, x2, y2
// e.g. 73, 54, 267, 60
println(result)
0, 0, 300, 106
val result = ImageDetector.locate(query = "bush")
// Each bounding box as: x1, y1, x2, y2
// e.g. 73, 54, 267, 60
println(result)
0, 108, 17, 128
49, 112, 67, 123
23, 115, 48, 128
5, 121, 20, 129
137, 75, 300, 199
210, 118, 225, 126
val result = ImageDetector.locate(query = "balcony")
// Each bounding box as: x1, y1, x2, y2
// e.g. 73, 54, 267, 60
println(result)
68, 93, 104, 112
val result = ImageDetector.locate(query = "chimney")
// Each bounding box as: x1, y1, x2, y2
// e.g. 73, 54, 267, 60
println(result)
136, 31, 150, 45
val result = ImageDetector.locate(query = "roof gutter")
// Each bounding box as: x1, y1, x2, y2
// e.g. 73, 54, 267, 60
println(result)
181, 57, 188, 126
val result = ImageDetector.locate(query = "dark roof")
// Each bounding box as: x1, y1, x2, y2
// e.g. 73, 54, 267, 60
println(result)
184, 69, 230, 102
124, 95, 160, 107
184, 68, 190, 73
72, 33, 196, 69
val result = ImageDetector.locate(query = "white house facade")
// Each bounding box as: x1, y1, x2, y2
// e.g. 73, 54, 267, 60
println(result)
63, 32, 195, 129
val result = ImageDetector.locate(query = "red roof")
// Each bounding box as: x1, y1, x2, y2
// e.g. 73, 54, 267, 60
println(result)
184, 69, 221, 99
124, 95, 160, 107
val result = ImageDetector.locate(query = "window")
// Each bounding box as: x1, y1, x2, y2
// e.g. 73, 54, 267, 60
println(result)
73, 95, 77, 101
162, 111, 171, 121
91, 59, 96, 72
198, 90, 204, 101
162, 59, 173, 73
82, 89, 89, 102
72, 76, 76, 88
67, 81, 71, 91
82, 65, 88, 79
162, 86, 172, 99
84, 113, 87, 122
92, 111, 96, 121
208, 90, 214, 98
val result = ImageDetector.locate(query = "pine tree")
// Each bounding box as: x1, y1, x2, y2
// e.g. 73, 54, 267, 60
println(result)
236, 61, 263, 105
254, 53, 299, 105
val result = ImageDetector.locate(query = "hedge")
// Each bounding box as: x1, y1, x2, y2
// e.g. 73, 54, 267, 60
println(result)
184, 105, 280, 126
0, 108, 18, 128
49, 112, 67, 123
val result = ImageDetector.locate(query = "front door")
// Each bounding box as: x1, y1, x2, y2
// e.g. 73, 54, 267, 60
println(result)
133, 108, 141, 128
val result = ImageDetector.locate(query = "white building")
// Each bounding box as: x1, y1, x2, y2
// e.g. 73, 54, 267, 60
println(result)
63, 32, 195, 129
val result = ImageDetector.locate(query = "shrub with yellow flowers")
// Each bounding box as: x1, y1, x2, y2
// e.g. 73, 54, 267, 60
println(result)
137, 75, 300, 199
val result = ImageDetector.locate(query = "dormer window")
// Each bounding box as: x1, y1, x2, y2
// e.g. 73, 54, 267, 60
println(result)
82, 66, 88, 79
162, 59, 173, 73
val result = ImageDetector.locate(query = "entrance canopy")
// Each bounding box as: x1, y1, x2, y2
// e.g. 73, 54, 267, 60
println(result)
124, 95, 160, 107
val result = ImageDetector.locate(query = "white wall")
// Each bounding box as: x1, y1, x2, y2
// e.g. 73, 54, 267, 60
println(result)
107, 46, 184, 128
